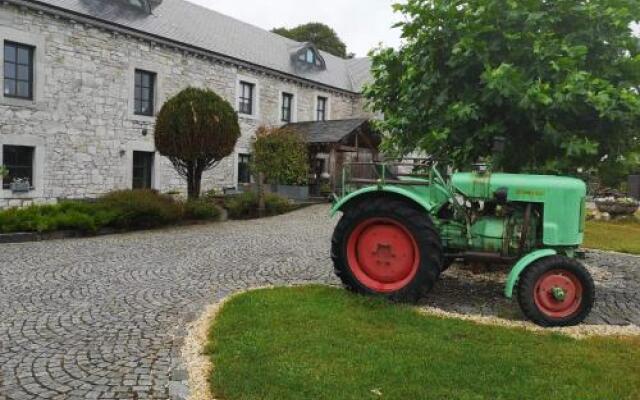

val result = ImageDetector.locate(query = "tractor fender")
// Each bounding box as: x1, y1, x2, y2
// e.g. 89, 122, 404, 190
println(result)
330, 186, 434, 217
504, 249, 558, 299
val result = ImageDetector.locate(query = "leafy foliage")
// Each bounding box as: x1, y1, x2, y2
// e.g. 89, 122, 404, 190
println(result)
155, 87, 240, 199
224, 191, 293, 220
0, 190, 224, 234
184, 199, 221, 221
366, 0, 640, 178
272, 23, 349, 58
252, 126, 309, 186
100, 190, 183, 229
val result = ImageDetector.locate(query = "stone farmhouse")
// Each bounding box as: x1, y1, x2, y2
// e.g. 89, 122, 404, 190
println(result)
0, 0, 374, 208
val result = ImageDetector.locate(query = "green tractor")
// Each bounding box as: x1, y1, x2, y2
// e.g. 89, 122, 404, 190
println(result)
331, 160, 595, 327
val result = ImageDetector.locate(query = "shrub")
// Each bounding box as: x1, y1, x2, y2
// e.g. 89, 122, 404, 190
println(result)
252, 126, 309, 185
184, 199, 221, 221
98, 190, 183, 229
0, 201, 115, 233
225, 191, 293, 220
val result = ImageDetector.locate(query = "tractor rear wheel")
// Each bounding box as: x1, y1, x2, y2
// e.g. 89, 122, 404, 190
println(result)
331, 199, 443, 303
516, 256, 595, 327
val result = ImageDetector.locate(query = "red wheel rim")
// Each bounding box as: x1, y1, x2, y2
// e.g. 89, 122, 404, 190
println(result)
346, 218, 420, 293
533, 269, 583, 319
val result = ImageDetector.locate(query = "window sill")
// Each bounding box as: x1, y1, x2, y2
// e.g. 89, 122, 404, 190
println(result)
238, 113, 259, 121
128, 113, 156, 123
1, 189, 39, 199
0, 96, 40, 109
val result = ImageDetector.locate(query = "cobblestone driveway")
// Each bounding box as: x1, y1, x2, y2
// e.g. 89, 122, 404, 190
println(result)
0, 205, 638, 399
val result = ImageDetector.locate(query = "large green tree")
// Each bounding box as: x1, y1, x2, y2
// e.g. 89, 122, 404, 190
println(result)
367, 0, 640, 180
155, 87, 240, 199
272, 23, 349, 58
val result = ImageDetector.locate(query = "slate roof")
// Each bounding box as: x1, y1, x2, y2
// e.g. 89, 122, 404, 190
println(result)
285, 119, 371, 144
24, 0, 372, 93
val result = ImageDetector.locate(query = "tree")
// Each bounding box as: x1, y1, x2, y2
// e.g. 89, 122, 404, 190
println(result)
251, 126, 309, 186
272, 23, 348, 58
155, 87, 240, 199
366, 0, 640, 180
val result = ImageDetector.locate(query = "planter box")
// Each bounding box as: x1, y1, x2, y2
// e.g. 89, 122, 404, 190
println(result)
271, 184, 309, 201
10, 181, 31, 193
595, 200, 639, 216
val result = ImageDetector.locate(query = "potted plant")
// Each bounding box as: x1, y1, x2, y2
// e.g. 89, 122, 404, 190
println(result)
0, 165, 8, 180
595, 189, 639, 217
9, 177, 31, 193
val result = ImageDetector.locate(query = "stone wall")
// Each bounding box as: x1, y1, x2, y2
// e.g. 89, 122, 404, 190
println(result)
0, 3, 365, 208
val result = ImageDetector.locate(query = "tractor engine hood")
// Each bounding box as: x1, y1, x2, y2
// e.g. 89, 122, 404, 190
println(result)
451, 172, 587, 246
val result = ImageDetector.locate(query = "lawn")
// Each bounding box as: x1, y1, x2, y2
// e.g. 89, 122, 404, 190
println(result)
584, 214, 640, 254
206, 286, 640, 400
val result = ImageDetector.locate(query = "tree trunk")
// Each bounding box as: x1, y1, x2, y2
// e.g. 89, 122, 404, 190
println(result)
257, 172, 266, 218
187, 165, 203, 200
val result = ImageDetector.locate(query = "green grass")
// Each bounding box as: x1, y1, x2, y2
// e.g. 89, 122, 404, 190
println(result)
585, 214, 640, 254
206, 286, 640, 400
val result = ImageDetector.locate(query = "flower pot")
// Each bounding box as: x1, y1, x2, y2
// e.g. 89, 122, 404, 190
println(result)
273, 184, 309, 201
595, 199, 639, 216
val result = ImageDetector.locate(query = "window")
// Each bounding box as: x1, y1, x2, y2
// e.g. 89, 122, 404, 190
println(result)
238, 154, 252, 184
132, 151, 154, 189
239, 81, 254, 115
306, 48, 316, 64
4, 41, 34, 100
317, 96, 328, 121
134, 69, 156, 116
3, 145, 34, 189
281, 93, 294, 123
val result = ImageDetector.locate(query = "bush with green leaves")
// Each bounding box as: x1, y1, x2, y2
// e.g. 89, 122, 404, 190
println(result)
184, 199, 221, 221
252, 126, 309, 186
99, 190, 184, 229
224, 191, 293, 220
0, 201, 116, 233
155, 87, 240, 199
367, 0, 640, 181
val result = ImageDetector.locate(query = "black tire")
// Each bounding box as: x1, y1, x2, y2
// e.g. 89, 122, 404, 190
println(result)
331, 198, 443, 303
517, 255, 595, 327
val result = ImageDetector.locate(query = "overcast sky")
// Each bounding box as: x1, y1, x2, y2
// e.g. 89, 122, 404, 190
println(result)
187, 0, 403, 57
187, 1, 639, 58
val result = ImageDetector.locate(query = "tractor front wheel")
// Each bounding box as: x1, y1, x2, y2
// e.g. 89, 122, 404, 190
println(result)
517, 256, 595, 327
331, 199, 443, 303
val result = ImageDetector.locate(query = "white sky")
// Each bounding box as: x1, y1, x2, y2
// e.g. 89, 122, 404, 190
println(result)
186, 1, 639, 57
186, 0, 404, 57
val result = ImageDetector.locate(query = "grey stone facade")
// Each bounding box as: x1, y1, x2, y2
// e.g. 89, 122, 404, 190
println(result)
0, 2, 369, 208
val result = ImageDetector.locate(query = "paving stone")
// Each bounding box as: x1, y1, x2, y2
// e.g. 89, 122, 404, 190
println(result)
0, 205, 637, 399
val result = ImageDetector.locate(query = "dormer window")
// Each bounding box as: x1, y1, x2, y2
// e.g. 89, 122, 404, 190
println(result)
120, 0, 152, 13
305, 49, 316, 64
291, 44, 326, 71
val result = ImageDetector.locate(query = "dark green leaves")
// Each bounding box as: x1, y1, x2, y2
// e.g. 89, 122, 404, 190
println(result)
367, 0, 640, 180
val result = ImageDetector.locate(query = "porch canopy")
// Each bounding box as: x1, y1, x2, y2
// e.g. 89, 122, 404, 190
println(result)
284, 118, 381, 192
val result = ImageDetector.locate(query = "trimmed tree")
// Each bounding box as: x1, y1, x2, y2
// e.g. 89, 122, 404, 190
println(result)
251, 126, 309, 186
366, 0, 640, 181
155, 87, 240, 199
